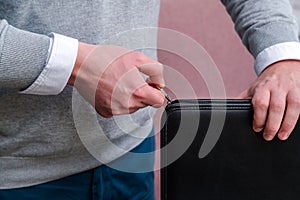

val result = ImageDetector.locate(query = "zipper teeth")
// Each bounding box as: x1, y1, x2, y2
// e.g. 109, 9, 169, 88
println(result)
165, 100, 252, 112
166, 106, 252, 112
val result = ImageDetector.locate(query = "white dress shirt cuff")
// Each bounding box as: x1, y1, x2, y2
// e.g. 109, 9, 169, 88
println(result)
21, 33, 78, 95
255, 42, 300, 75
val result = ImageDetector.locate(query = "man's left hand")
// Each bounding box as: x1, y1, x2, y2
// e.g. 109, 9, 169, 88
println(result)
239, 60, 300, 141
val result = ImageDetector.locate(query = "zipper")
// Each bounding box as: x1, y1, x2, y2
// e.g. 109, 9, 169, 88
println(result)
165, 99, 252, 112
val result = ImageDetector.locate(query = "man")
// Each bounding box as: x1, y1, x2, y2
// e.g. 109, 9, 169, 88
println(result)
291, 0, 300, 36
0, 0, 300, 199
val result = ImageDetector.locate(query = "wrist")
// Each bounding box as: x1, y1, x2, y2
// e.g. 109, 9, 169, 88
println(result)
68, 42, 96, 85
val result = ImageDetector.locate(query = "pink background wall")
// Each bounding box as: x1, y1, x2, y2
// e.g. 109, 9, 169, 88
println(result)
158, 0, 256, 98
156, 0, 258, 199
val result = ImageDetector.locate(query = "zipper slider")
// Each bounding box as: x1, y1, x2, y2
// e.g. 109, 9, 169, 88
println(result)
149, 83, 172, 104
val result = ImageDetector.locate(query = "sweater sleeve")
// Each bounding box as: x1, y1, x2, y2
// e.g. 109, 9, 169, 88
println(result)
220, 0, 299, 58
0, 19, 50, 93
20, 33, 78, 95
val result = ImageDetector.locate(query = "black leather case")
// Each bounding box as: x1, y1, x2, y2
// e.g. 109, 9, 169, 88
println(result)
161, 99, 300, 200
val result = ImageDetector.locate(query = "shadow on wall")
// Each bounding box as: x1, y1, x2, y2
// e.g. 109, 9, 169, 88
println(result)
158, 0, 256, 99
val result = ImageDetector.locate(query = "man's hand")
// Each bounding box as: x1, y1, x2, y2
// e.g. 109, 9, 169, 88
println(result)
68, 42, 165, 118
239, 60, 300, 141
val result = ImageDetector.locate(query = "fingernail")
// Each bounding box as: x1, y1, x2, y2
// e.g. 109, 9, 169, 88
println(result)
158, 83, 165, 88
253, 127, 263, 132
264, 134, 273, 141
279, 132, 289, 140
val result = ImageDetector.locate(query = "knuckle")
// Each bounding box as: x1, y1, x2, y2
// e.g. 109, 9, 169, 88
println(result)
133, 87, 145, 99
271, 102, 285, 112
264, 126, 278, 135
252, 98, 268, 110
255, 81, 269, 91
283, 118, 295, 129
281, 124, 293, 132
133, 51, 145, 62
285, 119, 293, 126
289, 97, 300, 107
254, 84, 265, 91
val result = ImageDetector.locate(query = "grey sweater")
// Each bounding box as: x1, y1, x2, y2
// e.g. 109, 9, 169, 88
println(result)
291, 0, 300, 36
0, 0, 299, 189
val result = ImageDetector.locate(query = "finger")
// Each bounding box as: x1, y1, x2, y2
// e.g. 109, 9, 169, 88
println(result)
133, 84, 165, 107
96, 107, 113, 118
110, 96, 149, 116
263, 91, 286, 141
278, 91, 300, 140
109, 66, 152, 115
237, 88, 250, 99
137, 63, 165, 88
251, 89, 270, 133
130, 51, 165, 87
113, 106, 147, 116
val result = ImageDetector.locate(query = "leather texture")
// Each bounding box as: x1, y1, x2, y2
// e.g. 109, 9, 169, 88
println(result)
161, 99, 300, 200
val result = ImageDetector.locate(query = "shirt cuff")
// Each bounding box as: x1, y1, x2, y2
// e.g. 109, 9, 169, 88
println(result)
254, 42, 300, 75
20, 33, 78, 95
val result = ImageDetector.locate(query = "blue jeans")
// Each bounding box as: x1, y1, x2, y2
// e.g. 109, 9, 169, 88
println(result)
0, 132, 155, 200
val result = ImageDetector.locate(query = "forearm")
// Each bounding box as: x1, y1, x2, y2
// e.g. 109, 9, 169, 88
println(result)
0, 20, 50, 93
221, 0, 299, 57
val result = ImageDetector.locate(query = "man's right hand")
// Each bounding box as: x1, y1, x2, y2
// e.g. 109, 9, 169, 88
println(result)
68, 42, 165, 118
